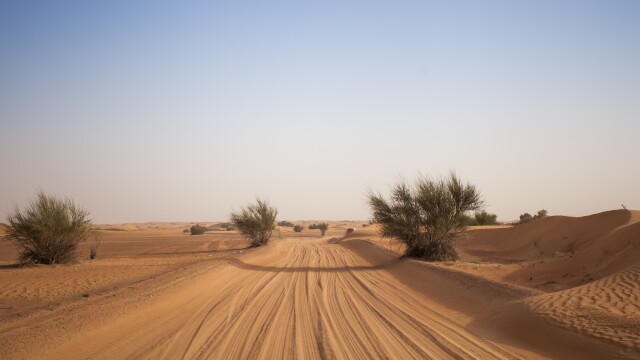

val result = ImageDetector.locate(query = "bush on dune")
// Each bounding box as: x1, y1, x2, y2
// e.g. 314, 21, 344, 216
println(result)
368, 172, 483, 261
230, 198, 278, 247
518, 209, 548, 224
293, 224, 303, 232
5, 192, 94, 264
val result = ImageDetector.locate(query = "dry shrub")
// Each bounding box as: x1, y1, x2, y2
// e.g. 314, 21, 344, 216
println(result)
230, 198, 278, 247
368, 172, 482, 261
6, 192, 93, 264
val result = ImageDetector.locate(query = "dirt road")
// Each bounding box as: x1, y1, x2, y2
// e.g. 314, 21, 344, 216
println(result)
42, 238, 520, 360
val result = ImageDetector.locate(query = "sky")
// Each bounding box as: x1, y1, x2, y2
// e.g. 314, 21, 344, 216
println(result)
1, 1, 639, 223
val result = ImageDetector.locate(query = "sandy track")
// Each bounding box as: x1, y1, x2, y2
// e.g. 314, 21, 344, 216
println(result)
43, 239, 518, 360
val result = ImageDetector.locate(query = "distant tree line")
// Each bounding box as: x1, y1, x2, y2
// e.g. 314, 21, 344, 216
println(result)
518, 209, 548, 224
465, 210, 499, 226
308, 223, 329, 235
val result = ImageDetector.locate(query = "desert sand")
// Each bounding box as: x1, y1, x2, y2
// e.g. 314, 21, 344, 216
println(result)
0, 213, 638, 359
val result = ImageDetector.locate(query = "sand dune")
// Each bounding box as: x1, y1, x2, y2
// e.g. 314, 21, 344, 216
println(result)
347, 210, 640, 356
526, 262, 640, 349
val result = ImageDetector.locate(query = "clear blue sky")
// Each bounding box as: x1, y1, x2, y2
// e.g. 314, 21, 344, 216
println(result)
1, 1, 639, 223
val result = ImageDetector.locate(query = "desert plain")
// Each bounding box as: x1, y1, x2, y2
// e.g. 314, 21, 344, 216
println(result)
0, 211, 638, 359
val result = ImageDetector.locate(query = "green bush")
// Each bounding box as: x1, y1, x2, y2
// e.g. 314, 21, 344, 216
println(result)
308, 223, 329, 235
190, 224, 208, 235
293, 224, 303, 232
5, 192, 94, 264
317, 222, 328, 236
473, 210, 498, 226
368, 172, 482, 261
230, 199, 278, 247
517, 209, 548, 225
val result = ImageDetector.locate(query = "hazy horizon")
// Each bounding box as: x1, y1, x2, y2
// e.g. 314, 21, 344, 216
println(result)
1, 1, 639, 224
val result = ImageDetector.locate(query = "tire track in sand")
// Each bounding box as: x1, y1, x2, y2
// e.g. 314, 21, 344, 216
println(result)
46, 239, 520, 360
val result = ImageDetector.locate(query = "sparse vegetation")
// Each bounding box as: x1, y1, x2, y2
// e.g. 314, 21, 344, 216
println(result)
89, 234, 102, 259
468, 210, 499, 226
190, 224, 208, 235
318, 223, 328, 236
368, 172, 482, 261
219, 222, 237, 231
5, 192, 94, 264
230, 199, 278, 247
293, 224, 303, 232
309, 222, 329, 236
277, 220, 294, 227
518, 209, 548, 224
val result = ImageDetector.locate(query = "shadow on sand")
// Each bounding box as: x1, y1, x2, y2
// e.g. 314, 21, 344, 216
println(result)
225, 256, 401, 273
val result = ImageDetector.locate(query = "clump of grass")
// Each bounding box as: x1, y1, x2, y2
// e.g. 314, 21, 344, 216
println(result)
6, 192, 93, 265
444, 261, 455, 266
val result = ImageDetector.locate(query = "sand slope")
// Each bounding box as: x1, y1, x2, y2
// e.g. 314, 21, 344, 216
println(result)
350, 210, 640, 355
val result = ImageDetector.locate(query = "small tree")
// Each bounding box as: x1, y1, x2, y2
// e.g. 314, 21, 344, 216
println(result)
517, 209, 548, 224
293, 224, 303, 232
317, 222, 328, 236
368, 172, 482, 260
230, 198, 278, 247
190, 224, 208, 235
473, 210, 498, 226
6, 192, 94, 264
534, 209, 548, 219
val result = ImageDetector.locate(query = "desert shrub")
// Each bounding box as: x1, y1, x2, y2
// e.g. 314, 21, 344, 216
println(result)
190, 224, 208, 235
473, 210, 498, 226
517, 209, 548, 224
5, 192, 94, 264
535, 209, 548, 219
293, 224, 303, 232
230, 198, 278, 247
368, 172, 482, 261
182, 228, 190, 234
277, 220, 294, 227
317, 222, 328, 236
89, 234, 102, 259
308, 223, 328, 235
